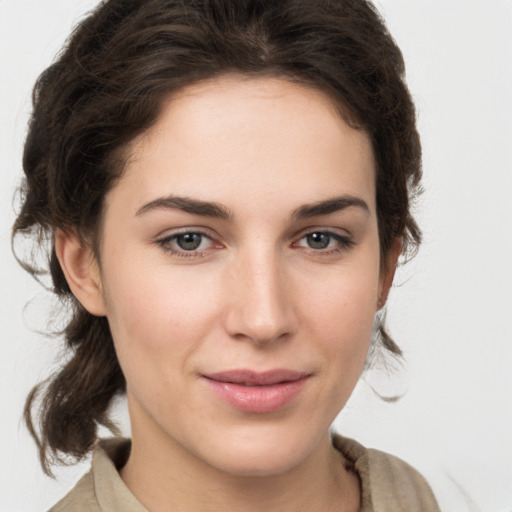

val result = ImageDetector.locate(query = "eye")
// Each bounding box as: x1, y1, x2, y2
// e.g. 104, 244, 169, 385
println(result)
157, 230, 216, 256
294, 230, 354, 252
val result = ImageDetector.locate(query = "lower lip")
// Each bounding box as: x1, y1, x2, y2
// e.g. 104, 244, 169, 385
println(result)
204, 377, 309, 413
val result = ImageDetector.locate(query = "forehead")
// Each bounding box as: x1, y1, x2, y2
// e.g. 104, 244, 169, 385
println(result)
111, 75, 376, 217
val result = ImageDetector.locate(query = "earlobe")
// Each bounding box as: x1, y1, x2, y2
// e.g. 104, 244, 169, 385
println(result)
55, 229, 107, 316
378, 237, 402, 309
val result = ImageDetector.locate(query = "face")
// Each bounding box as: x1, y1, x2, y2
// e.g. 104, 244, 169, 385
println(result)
89, 76, 393, 477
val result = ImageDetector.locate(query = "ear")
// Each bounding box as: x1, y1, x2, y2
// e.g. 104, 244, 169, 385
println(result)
377, 237, 402, 309
55, 228, 107, 316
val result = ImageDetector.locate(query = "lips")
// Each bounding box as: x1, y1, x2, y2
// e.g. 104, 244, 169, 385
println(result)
202, 369, 310, 413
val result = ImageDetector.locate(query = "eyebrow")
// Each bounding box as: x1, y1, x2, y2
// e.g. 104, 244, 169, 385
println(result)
135, 194, 368, 220
292, 195, 369, 220
136, 195, 231, 219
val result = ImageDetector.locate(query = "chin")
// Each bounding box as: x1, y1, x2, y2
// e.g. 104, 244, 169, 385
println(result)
209, 450, 303, 478
198, 423, 326, 478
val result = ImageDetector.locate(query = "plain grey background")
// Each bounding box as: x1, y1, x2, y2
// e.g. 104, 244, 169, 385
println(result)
1, 1, 511, 511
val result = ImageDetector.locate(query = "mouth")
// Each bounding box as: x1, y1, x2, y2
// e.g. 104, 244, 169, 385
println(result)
204, 369, 309, 386
202, 369, 311, 413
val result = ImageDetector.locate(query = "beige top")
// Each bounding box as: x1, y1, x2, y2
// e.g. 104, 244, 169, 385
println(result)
49, 436, 440, 512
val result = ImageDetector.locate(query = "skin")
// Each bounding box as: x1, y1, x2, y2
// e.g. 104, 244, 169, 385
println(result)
57, 76, 400, 512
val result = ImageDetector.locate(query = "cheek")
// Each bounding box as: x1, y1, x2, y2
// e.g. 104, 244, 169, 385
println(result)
297, 255, 380, 377
301, 253, 379, 329
101, 259, 223, 383
312, 284, 376, 361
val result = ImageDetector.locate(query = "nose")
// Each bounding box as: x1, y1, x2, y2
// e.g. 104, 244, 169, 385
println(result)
223, 247, 297, 345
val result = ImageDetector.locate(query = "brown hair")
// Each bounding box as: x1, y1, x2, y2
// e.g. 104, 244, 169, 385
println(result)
13, 0, 422, 475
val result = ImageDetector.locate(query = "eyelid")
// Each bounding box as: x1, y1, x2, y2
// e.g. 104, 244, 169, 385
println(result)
293, 225, 353, 241
154, 224, 216, 239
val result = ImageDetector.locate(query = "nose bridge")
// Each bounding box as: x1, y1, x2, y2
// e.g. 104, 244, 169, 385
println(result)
224, 242, 295, 344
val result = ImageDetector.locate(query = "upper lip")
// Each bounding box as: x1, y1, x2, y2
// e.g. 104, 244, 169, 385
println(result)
203, 369, 310, 386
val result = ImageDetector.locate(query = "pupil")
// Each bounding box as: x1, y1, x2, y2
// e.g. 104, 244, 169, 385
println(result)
177, 233, 202, 251
307, 233, 329, 249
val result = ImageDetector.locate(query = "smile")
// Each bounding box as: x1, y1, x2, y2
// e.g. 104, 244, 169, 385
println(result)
202, 369, 311, 413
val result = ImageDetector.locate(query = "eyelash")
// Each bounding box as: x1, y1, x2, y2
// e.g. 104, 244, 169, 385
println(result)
156, 229, 355, 259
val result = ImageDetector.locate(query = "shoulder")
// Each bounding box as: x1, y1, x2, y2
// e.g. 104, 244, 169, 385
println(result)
48, 470, 99, 512
365, 446, 440, 510
48, 438, 147, 512
333, 434, 440, 512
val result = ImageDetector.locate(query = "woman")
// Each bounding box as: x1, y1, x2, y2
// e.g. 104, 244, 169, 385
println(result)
12, 0, 439, 510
